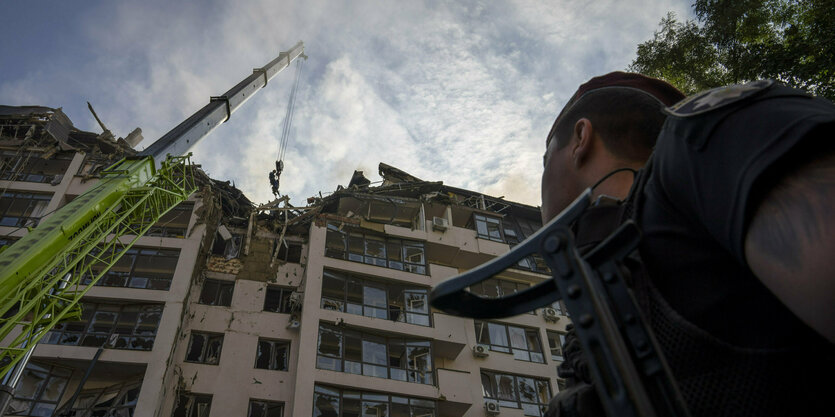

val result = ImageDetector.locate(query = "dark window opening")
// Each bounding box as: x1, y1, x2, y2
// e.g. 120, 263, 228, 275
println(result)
211, 231, 242, 259
0, 191, 51, 227
198, 279, 234, 307
255, 339, 289, 371
248, 399, 284, 417
0, 150, 73, 184
56, 380, 141, 417
41, 302, 162, 351
146, 202, 193, 238
7, 362, 72, 417
185, 332, 223, 365
172, 393, 212, 417
81, 247, 180, 291
264, 286, 295, 314
276, 241, 302, 263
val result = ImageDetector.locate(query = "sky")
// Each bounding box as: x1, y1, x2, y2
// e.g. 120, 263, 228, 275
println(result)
0, 0, 692, 207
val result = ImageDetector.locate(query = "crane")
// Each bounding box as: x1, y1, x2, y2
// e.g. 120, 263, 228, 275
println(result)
0, 42, 306, 407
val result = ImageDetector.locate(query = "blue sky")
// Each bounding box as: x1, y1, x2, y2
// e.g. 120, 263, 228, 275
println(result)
0, 0, 692, 206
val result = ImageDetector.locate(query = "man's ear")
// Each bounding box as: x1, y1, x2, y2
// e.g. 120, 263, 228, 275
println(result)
571, 118, 594, 167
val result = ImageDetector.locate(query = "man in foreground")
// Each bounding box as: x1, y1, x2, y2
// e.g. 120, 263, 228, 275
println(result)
541, 73, 834, 416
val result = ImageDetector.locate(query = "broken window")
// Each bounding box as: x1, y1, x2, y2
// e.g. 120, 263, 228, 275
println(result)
548, 300, 568, 317
316, 323, 434, 385
146, 202, 194, 238
276, 241, 302, 263
7, 362, 72, 417
248, 399, 284, 417
475, 321, 544, 363
199, 278, 234, 307
320, 269, 430, 326
263, 286, 295, 314
57, 380, 141, 417
472, 214, 503, 242
313, 385, 435, 417
481, 370, 551, 415
0, 191, 51, 227
211, 230, 242, 259
41, 302, 162, 350
547, 331, 567, 362
324, 222, 427, 274
255, 339, 289, 371
0, 149, 73, 184
185, 332, 223, 365
82, 247, 180, 291
172, 393, 212, 417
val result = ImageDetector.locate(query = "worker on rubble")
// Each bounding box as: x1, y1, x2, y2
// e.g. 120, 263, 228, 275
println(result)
540, 72, 834, 416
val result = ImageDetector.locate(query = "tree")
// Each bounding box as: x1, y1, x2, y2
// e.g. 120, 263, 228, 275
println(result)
629, 0, 835, 100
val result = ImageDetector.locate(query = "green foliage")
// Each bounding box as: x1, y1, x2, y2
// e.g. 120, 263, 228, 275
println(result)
630, 0, 835, 100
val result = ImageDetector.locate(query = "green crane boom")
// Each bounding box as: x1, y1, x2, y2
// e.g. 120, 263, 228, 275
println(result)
0, 42, 305, 385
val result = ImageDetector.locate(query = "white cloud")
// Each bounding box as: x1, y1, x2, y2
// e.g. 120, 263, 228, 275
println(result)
0, 0, 693, 208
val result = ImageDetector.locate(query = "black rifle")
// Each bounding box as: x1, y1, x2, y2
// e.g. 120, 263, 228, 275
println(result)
429, 188, 691, 417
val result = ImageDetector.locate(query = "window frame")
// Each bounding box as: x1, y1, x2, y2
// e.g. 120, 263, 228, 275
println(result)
198, 278, 235, 307
316, 323, 434, 385
313, 384, 436, 417
172, 392, 212, 417
248, 399, 284, 417
0, 191, 51, 227
472, 213, 505, 242
56, 380, 141, 417
263, 286, 295, 314
82, 246, 180, 291
325, 222, 427, 275
320, 269, 431, 326
7, 362, 73, 417
255, 338, 290, 371
185, 332, 224, 365
546, 330, 567, 362
146, 202, 193, 238
41, 302, 163, 351
474, 321, 545, 363
0, 149, 73, 184
481, 369, 552, 416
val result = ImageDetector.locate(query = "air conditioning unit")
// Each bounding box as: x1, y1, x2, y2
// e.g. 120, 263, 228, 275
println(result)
484, 399, 500, 415
286, 319, 301, 330
543, 307, 560, 323
472, 344, 489, 358
432, 216, 449, 232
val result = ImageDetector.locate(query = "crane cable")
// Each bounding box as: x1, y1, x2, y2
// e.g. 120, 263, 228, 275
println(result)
277, 57, 305, 166
270, 56, 305, 197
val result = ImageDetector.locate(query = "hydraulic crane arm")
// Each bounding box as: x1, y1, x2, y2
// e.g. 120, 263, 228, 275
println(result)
0, 42, 305, 384
140, 41, 305, 164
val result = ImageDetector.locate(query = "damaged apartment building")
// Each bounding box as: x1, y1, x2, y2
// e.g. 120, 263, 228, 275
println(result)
0, 105, 571, 417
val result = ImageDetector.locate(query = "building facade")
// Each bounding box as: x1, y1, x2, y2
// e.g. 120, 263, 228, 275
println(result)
1, 106, 570, 417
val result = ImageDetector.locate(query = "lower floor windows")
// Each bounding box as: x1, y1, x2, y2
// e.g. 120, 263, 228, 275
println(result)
313, 385, 435, 417
481, 370, 552, 417
172, 393, 212, 417
248, 399, 283, 417
7, 362, 72, 417
316, 323, 434, 385
58, 380, 141, 416
546, 331, 566, 362
41, 302, 162, 351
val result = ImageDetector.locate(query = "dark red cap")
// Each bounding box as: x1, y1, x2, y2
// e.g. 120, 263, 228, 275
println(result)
548, 72, 685, 144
